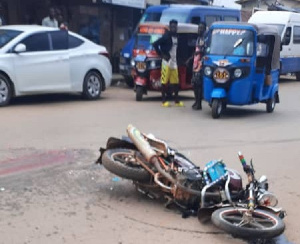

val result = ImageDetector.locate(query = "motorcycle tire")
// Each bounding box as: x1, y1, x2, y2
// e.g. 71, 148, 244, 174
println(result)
136, 86, 143, 101
102, 148, 151, 182
211, 207, 285, 239
211, 99, 223, 119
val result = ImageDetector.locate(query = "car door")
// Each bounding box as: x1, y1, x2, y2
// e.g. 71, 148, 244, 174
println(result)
13, 31, 70, 93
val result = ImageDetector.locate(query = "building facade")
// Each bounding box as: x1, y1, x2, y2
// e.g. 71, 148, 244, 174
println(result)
236, 0, 300, 10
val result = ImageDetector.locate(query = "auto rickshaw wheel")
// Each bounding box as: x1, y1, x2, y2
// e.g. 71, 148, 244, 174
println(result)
212, 99, 223, 119
266, 95, 276, 113
136, 86, 144, 101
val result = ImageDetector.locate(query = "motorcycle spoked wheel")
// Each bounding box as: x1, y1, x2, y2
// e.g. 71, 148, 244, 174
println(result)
102, 148, 151, 182
211, 207, 285, 239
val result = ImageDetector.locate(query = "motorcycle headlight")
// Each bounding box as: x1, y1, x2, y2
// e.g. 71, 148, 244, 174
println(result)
213, 68, 230, 83
150, 60, 156, 69
234, 68, 242, 78
130, 59, 135, 67
204, 66, 212, 76
258, 190, 278, 207
136, 62, 147, 72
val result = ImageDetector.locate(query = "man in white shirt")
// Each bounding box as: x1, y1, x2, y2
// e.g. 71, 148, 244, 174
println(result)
42, 7, 58, 28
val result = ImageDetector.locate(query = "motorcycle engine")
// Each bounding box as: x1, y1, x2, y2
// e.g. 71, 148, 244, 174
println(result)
172, 178, 203, 209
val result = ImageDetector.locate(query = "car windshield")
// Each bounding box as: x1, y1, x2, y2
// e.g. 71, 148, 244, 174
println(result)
207, 28, 254, 57
135, 34, 162, 50
140, 9, 189, 24
0, 29, 22, 48
140, 12, 162, 22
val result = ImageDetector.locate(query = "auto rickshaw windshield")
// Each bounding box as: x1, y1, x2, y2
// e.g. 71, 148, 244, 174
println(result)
135, 33, 162, 50
207, 28, 254, 57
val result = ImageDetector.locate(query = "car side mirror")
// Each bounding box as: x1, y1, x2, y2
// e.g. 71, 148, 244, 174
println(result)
14, 43, 26, 53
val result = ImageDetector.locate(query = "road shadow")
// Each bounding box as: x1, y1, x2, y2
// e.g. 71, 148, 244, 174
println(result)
141, 93, 194, 102
202, 105, 270, 120
8, 93, 106, 107
247, 234, 293, 244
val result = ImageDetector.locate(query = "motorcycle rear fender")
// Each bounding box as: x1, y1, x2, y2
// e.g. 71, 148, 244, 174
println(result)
211, 88, 227, 99
135, 77, 147, 86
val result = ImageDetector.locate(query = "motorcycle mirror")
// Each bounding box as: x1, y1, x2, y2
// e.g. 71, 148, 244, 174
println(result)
258, 175, 268, 184
250, 159, 255, 173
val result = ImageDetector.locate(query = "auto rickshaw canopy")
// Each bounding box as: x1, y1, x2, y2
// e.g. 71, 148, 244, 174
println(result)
210, 22, 281, 70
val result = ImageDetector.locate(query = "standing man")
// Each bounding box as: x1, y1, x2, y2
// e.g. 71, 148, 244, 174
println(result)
42, 7, 58, 28
153, 19, 184, 107
190, 22, 207, 110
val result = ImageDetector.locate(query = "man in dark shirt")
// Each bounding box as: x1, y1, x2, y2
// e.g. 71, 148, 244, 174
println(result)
153, 19, 184, 107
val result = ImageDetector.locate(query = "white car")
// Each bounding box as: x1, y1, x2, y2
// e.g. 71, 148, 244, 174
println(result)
0, 25, 112, 106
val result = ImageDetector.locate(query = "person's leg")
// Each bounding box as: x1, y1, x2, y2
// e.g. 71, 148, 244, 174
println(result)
193, 77, 203, 110
192, 85, 200, 109
170, 68, 183, 106
161, 60, 170, 106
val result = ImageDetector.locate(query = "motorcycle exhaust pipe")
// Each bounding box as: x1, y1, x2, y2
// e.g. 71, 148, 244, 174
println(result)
127, 125, 156, 162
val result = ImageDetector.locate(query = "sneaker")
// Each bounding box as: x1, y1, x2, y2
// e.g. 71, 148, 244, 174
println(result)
175, 101, 184, 107
162, 101, 171, 107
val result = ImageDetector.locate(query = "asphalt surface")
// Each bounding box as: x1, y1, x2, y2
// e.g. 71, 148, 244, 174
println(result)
0, 77, 299, 244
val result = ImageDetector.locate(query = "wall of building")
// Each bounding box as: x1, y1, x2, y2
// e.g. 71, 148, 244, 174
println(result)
237, 0, 300, 11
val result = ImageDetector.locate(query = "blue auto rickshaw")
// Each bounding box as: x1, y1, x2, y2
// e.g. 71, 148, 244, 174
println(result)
203, 22, 280, 118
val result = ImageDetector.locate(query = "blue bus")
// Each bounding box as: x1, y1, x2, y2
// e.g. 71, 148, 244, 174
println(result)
119, 4, 241, 87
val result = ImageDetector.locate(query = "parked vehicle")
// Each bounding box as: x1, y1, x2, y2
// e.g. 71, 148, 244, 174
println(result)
203, 22, 280, 118
97, 125, 286, 239
132, 22, 198, 101
0, 25, 112, 106
120, 4, 241, 87
249, 10, 300, 79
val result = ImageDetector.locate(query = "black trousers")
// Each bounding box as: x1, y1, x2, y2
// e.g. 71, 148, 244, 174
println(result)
192, 73, 203, 108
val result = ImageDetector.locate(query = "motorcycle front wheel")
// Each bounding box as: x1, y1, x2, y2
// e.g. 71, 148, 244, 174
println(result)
102, 148, 151, 182
211, 207, 285, 239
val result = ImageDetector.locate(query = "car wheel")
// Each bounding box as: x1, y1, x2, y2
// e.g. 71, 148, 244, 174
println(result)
0, 74, 12, 107
296, 72, 300, 81
83, 71, 103, 100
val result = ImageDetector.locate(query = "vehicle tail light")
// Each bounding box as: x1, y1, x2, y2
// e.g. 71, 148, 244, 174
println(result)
99, 51, 110, 59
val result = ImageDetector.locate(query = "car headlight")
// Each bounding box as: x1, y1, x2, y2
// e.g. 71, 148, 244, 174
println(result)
234, 68, 242, 78
257, 190, 278, 207
204, 66, 212, 76
150, 60, 156, 69
131, 59, 135, 67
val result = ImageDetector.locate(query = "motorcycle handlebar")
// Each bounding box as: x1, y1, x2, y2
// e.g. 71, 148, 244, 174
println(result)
238, 151, 247, 168
238, 151, 254, 182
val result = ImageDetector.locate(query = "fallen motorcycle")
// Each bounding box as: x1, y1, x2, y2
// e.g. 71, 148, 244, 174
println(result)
96, 125, 285, 239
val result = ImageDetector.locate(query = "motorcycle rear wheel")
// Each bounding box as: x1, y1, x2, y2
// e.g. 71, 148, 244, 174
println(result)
211, 207, 285, 239
102, 148, 151, 182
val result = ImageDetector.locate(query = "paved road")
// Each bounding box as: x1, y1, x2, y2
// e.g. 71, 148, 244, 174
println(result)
0, 78, 299, 244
